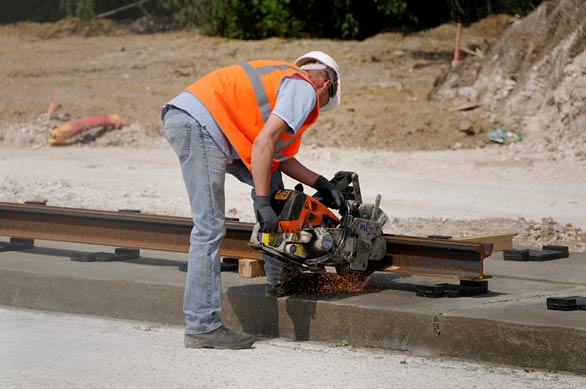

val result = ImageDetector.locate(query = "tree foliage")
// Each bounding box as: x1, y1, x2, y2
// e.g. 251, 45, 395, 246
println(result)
60, 0, 96, 25
375, 0, 409, 17
154, 0, 540, 39
154, 0, 412, 39
152, 0, 209, 27
22, 0, 543, 39
208, 0, 301, 39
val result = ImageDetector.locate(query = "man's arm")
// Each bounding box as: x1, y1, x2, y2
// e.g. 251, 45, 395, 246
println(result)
279, 157, 319, 186
251, 113, 290, 196
252, 117, 344, 211
280, 157, 343, 210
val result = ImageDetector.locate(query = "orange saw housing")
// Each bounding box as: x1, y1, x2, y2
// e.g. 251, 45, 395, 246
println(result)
270, 189, 340, 233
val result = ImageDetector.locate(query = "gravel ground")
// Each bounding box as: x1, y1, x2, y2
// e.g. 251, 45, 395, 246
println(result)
1, 307, 584, 388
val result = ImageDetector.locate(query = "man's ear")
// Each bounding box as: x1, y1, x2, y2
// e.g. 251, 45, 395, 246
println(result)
320, 79, 332, 93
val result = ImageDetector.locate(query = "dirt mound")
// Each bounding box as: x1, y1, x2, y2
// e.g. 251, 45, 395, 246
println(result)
432, 0, 586, 157
0, 16, 517, 152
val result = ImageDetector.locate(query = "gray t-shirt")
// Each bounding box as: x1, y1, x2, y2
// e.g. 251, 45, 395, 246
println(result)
162, 76, 316, 163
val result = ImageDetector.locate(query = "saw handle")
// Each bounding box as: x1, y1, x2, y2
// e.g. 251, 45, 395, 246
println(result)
312, 175, 344, 210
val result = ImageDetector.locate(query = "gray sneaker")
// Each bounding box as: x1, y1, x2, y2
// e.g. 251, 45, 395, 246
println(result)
184, 326, 255, 349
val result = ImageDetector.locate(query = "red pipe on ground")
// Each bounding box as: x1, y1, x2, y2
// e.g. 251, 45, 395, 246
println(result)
48, 114, 129, 145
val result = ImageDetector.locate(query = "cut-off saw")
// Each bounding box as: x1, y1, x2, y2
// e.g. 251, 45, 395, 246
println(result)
249, 171, 390, 275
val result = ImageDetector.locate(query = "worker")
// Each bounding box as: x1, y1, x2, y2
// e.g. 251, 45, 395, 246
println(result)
161, 51, 344, 350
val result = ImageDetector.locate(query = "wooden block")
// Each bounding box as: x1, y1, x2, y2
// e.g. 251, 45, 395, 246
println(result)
452, 233, 514, 252
238, 259, 265, 278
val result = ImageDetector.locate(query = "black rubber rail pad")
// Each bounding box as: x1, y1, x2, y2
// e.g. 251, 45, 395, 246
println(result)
416, 280, 489, 298
546, 296, 586, 311
503, 245, 569, 262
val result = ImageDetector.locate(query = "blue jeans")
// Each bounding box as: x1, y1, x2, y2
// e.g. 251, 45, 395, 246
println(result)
163, 107, 293, 334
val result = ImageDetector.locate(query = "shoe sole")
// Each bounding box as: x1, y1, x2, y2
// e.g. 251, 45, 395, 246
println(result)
184, 337, 255, 350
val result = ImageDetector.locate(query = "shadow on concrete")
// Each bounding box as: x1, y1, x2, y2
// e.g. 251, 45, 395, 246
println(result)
283, 292, 361, 341
226, 283, 378, 341
227, 273, 408, 341
367, 272, 506, 298
226, 284, 280, 337
15, 246, 188, 269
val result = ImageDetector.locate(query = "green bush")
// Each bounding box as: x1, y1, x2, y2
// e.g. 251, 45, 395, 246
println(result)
207, 0, 301, 39
154, 0, 411, 39
51, 0, 542, 39
375, 0, 408, 17
154, 0, 211, 28
2, 0, 543, 37
60, 0, 96, 26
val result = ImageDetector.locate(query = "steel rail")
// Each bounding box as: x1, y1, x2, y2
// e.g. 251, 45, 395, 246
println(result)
0, 202, 258, 259
383, 235, 491, 280
0, 202, 491, 279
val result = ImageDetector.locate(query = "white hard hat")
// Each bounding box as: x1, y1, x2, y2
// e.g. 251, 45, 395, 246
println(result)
294, 51, 341, 111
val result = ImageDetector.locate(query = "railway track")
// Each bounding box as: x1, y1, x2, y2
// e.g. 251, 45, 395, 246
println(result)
0, 202, 491, 280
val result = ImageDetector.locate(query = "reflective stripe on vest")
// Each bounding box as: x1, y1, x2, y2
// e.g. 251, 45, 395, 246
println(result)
238, 62, 307, 161
239, 62, 297, 122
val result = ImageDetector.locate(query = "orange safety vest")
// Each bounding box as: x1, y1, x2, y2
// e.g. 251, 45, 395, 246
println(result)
185, 60, 319, 172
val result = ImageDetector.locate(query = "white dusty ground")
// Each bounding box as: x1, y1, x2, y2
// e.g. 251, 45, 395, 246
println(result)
1, 139, 585, 251
1, 307, 584, 388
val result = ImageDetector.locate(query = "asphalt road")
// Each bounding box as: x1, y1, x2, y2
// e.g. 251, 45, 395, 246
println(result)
1, 308, 583, 388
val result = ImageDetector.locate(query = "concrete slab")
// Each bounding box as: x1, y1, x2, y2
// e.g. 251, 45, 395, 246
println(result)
6, 309, 586, 388
1, 239, 585, 373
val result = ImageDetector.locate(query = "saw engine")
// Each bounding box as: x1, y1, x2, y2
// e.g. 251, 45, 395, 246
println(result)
249, 171, 389, 274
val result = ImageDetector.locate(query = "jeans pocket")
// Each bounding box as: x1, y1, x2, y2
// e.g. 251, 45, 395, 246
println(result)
163, 112, 192, 161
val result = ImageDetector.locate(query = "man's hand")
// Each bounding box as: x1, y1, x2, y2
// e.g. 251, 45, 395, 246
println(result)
255, 196, 280, 232
313, 175, 344, 209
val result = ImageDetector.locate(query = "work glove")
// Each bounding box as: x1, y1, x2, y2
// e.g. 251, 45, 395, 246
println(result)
255, 195, 280, 233
313, 175, 344, 210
